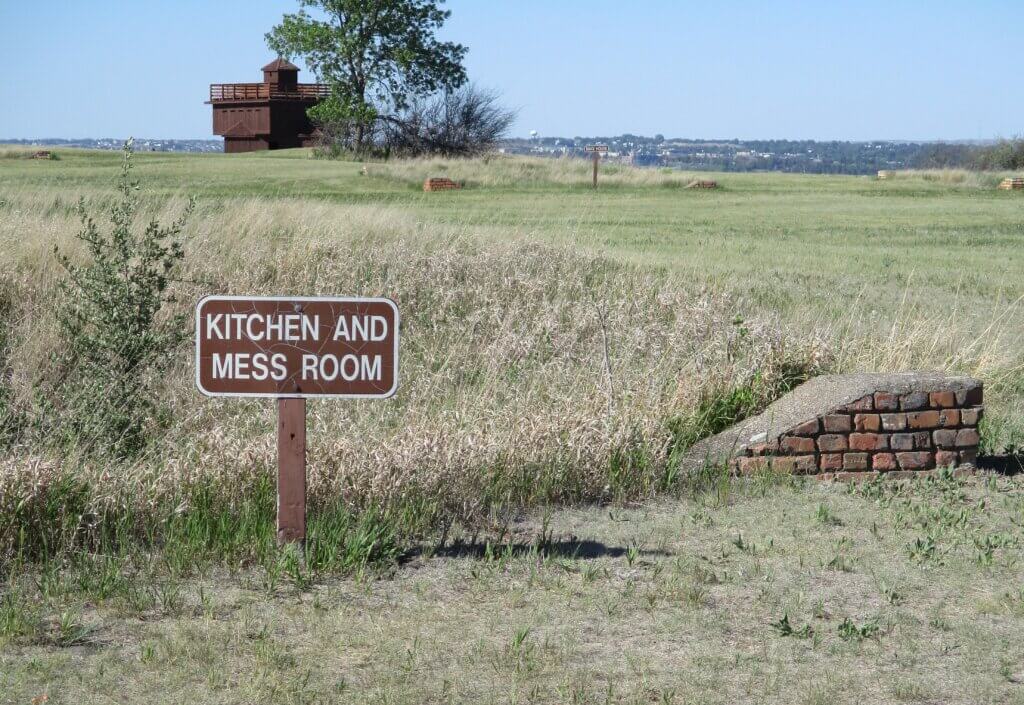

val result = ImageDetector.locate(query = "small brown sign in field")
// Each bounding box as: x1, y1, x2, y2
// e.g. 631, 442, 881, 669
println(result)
584, 145, 608, 187
998, 177, 1024, 190
195, 295, 400, 547
195, 296, 399, 398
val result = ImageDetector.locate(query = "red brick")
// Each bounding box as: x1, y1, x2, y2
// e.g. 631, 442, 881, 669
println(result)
929, 391, 956, 408
938, 409, 959, 427
789, 418, 820, 436
780, 436, 816, 454
872, 452, 897, 471
748, 441, 779, 456
823, 415, 852, 433
959, 448, 978, 465
900, 392, 929, 410
845, 395, 874, 412
849, 433, 888, 451
960, 407, 982, 425
833, 471, 880, 482
772, 456, 817, 474
955, 428, 980, 447
880, 413, 907, 431
891, 432, 931, 451
907, 411, 941, 429
820, 453, 843, 470
935, 450, 958, 467
854, 414, 881, 432
735, 457, 770, 475
890, 434, 912, 450
817, 434, 848, 452
896, 451, 934, 470
843, 453, 870, 470
956, 386, 983, 406
933, 429, 957, 448
874, 392, 899, 411
795, 455, 818, 473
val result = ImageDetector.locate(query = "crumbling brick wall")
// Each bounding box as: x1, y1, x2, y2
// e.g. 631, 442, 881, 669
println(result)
733, 386, 983, 480
423, 177, 462, 192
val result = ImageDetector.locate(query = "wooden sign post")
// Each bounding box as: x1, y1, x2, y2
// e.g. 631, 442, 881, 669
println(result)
584, 144, 608, 188
195, 295, 400, 549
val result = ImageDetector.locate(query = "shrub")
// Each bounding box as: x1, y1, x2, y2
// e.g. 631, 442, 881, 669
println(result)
312, 85, 516, 159
381, 85, 517, 157
974, 138, 1024, 171
34, 139, 193, 458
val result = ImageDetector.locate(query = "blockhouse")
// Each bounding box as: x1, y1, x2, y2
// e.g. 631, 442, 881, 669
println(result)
207, 59, 328, 153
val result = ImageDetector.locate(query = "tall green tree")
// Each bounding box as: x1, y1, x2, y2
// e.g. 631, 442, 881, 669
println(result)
266, 0, 467, 150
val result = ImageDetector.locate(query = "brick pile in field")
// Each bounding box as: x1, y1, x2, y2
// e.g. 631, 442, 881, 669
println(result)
685, 372, 983, 481
423, 177, 462, 192
686, 180, 717, 189
31, 150, 52, 159
877, 170, 892, 180
998, 177, 1024, 191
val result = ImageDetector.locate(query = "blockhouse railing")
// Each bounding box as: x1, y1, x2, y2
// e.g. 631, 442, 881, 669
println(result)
209, 83, 330, 102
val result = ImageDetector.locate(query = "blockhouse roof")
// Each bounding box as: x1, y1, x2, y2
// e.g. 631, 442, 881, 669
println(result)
262, 58, 300, 72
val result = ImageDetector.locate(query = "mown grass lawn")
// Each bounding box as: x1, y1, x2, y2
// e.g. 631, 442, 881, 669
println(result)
3, 472, 1024, 704
6, 148, 1024, 343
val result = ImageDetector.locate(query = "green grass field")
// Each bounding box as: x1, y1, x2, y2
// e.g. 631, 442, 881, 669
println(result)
2, 146, 1024, 703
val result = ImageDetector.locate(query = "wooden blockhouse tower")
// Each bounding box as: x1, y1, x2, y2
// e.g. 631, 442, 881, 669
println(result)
207, 59, 328, 153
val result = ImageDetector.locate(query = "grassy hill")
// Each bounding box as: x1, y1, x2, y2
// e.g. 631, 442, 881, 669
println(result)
1, 147, 1024, 703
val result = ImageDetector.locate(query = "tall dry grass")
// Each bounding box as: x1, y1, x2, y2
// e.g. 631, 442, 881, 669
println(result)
0, 188, 826, 555
363, 153, 702, 189
879, 168, 1014, 188
1, 182, 1022, 560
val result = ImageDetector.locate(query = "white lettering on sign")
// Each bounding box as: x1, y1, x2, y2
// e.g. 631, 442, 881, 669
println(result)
204, 313, 322, 342
300, 353, 382, 381
195, 296, 399, 399
212, 352, 289, 381
333, 315, 389, 341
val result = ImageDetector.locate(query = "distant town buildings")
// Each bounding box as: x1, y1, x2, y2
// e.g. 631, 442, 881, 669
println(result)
498, 136, 934, 175
1, 134, 969, 174
0, 138, 223, 153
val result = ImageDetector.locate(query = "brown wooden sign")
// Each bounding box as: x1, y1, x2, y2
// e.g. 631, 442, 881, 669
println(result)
195, 295, 399, 398
584, 144, 608, 153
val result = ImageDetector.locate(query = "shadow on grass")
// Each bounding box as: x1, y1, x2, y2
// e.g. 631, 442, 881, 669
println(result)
409, 538, 672, 562
977, 454, 1024, 475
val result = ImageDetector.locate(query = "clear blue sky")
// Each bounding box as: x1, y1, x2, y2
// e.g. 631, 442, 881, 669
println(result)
1, 1, 1020, 141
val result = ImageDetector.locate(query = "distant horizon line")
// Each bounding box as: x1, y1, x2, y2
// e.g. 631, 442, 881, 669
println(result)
0, 135, 1002, 145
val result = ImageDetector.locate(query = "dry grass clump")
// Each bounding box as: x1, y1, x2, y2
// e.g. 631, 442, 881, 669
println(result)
363, 153, 700, 189
2, 179, 1023, 561
879, 168, 1009, 188
0, 191, 825, 557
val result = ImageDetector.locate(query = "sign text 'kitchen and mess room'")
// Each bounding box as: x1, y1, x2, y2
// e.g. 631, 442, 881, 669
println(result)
195, 296, 399, 398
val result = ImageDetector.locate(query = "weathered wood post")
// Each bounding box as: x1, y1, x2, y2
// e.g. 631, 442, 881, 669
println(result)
277, 398, 307, 546
584, 144, 608, 188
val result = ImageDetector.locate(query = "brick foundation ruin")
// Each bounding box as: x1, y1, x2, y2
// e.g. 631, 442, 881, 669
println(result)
686, 372, 983, 480
423, 177, 462, 192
